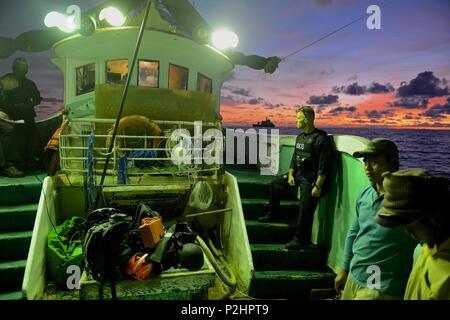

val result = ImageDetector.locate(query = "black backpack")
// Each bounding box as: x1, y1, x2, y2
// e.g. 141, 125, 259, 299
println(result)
83, 211, 133, 299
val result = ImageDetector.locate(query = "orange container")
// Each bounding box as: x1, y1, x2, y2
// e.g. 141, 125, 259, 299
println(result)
139, 217, 165, 249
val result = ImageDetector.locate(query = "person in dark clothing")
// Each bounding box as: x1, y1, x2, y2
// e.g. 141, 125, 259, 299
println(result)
0, 57, 42, 166
0, 120, 25, 178
258, 106, 332, 249
0, 81, 25, 177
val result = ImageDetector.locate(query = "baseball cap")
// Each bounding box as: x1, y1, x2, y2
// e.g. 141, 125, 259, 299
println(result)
353, 138, 399, 159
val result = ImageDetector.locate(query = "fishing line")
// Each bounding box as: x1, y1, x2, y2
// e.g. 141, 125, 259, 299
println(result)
281, 14, 366, 61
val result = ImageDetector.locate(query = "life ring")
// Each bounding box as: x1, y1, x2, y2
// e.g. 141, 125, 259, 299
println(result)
105, 115, 162, 153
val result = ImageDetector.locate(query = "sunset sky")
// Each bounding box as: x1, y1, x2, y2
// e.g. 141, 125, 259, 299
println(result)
1, 0, 449, 128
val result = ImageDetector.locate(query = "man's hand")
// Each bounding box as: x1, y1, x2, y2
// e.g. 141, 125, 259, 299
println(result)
311, 186, 321, 198
264, 56, 281, 74
334, 270, 349, 293
287, 172, 295, 186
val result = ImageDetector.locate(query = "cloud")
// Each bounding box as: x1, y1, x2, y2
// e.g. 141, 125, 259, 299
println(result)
223, 85, 252, 97
307, 94, 339, 105
333, 82, 394, 95
248, 97, 265, 105
328, 106, 357, 115
333, 82, 365, 95
365, 110, 395, 119
264, 103, 285, 109
320, 68, 335, 76
367, 82, 395, 94
388, 97, 429, 109
347, 74, 358, 82
220, 95, 245, 106
221, 94, 279, 109
403, 113, 417, 120
420, 96, 450, 119
397, 71, 449, 98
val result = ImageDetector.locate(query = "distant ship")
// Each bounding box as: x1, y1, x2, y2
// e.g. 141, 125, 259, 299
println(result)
252, 117, 275, 128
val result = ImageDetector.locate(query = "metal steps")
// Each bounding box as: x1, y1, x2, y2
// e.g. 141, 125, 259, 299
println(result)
250, 244, 327, 270
246, 220, 295, 244
241, 199, 298, 221
0, 230, 32, 260
0, 259, 27, 293
0, 291, 24, 300
0, 174, 43, 206
249, 270, 335, 299
0, 173, 43, 300
231, 166, 336, 300
0, 203, 38, 232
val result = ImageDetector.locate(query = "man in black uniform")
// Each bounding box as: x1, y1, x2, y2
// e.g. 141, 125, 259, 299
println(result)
258, 106, 331, 249
0, 57, 42, 165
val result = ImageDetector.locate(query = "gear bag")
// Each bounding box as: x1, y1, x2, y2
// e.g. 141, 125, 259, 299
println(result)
47, 216, 85, 286
129, 203, 163, 252
83, 211, 133, 299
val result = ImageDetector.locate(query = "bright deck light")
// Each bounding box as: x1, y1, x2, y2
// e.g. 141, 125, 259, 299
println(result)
44, 11, 76, 33
211, 29, 239, 50
99, 7, 126, 27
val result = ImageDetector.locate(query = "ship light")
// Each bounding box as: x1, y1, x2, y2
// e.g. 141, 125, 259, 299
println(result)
99, 7, 126, 27
44, 11, 76, 33
211, 29, 239, 50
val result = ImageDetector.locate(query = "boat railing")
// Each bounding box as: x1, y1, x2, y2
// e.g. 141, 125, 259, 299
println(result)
59, 118, 223, 184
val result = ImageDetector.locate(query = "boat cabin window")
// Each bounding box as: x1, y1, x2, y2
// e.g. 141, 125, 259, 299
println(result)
197, 73, 212, 94
106, 59, 128, 84
138, 60, 159, 88
168, 64, 188, 91
76, 63, 95, 96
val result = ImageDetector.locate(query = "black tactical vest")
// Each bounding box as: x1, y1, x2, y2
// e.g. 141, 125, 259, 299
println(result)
293, 129, 326, 181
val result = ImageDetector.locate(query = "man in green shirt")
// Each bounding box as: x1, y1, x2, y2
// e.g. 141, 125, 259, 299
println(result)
334, 138, 417, 299
376, 168, 450, 300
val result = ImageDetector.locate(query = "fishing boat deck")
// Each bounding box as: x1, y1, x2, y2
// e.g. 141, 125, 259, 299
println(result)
0, 172, 46, 185
0, 171, 45, 207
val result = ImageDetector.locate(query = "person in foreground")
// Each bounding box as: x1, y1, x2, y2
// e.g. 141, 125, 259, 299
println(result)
334, 138, 418, 299
258, 105, 331, 249
375, 168, 450, 300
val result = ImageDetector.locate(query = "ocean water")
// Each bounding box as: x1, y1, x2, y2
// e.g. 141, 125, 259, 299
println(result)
225, 126, 450, 179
